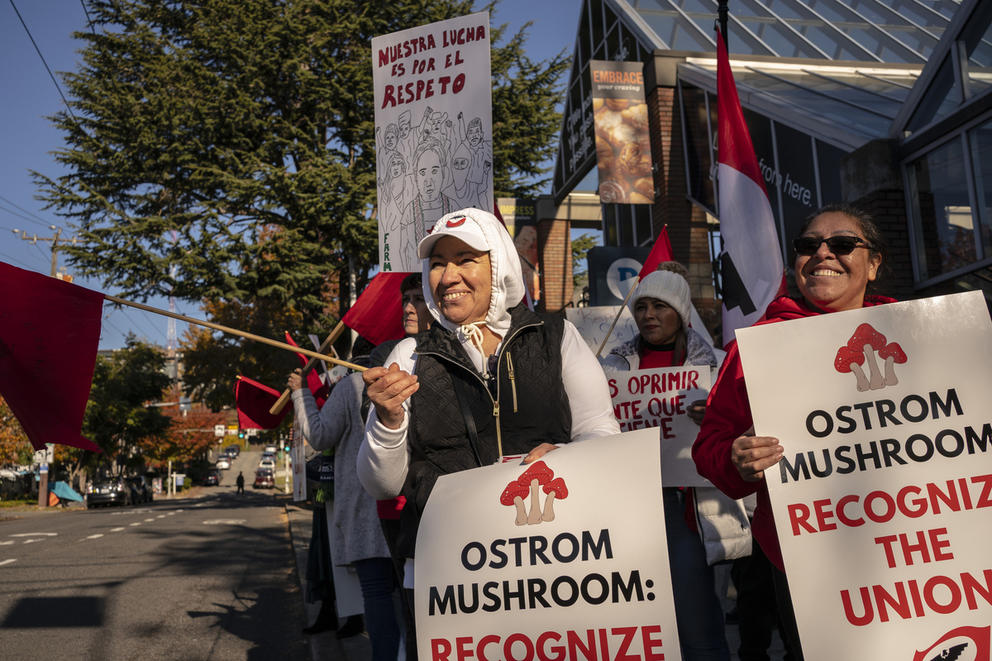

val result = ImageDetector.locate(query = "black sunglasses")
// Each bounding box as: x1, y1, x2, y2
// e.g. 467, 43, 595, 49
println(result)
793, 235, 872, 256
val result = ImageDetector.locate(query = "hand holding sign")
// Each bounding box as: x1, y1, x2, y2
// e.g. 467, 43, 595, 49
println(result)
730, 427, 783, 482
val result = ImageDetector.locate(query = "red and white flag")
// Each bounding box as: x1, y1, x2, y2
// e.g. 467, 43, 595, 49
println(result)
716, 29, 785, 347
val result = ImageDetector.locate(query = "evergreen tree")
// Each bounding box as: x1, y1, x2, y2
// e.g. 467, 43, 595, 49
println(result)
37, 0, 568, 404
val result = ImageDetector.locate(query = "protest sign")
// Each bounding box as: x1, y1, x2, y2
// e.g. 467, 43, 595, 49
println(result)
566, 305, 638, 357
606, 366, 711, 487
736, 291, 992, 660
415, 428, 681, 661
372, 12, 493, 272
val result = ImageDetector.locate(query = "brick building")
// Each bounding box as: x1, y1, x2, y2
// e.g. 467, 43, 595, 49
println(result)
535, 0, 992, 340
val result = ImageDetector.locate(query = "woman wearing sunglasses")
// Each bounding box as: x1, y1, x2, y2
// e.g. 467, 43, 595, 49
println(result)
692, 203, 893, 660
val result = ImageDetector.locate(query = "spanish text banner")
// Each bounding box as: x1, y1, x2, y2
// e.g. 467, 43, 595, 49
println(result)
607, 366, 712, 487
372, 12, 493, 272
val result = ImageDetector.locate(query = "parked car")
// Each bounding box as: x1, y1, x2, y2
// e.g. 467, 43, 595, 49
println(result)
260, 451, 275, 462
258, 458, 276, 471
203, 469, 221, 486
224, 445, 241, 458
215, 457, 231, 470
253, 468, 275, 489
128, 476, 153, 504
86, 477, 131, 508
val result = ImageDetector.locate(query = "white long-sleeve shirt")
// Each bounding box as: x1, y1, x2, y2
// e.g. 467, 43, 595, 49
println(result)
356, 319, 620, 500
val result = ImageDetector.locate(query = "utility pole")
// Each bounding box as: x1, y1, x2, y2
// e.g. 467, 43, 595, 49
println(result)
12, 226, 78, 506
12, 226, 79, 279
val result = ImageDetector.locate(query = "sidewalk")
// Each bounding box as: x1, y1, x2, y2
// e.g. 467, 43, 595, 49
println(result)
285, 501, 372, 661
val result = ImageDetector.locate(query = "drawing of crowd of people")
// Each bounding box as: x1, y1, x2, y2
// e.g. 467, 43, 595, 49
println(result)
376, 106, 493, 267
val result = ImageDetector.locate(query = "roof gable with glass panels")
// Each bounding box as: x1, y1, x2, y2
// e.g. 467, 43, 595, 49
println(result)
553, 0, 962, 202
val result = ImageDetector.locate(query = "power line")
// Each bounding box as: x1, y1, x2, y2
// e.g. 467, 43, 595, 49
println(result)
8, 0, 78, 121
0, 203, 53, 229
79, 0, 94, 33
0, 194, 55, 226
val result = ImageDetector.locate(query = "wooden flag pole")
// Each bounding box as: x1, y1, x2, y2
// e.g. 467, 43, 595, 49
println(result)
267, 321, 349, 415
595, 277, 640, 358
103, 295, 367, 372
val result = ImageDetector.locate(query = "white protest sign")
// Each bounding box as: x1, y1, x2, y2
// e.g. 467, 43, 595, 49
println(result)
736, 291, 992, 660
565, 306, 638, 358
372, 12, 493, 272
606, 366, 711, 487
415, 428, 681, 661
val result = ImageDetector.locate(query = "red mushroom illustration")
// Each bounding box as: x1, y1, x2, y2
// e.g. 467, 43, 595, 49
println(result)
517, 461, 554, 525
834, 344, 870, 392
500, 481, 530, 526
848, 323, 887, 390
878, 341, 907, 386
541, 477, 569, 522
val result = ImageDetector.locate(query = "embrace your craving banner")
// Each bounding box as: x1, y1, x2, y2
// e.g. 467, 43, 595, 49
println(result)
414, 428, 682, 661
372, 12, 493, 272
589, 60, 652, 205
607, 366, 712, 487
736, 292, 992, 661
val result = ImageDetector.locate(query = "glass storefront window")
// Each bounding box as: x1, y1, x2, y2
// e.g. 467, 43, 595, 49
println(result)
968, 117, 992, 261
815, 140, 845, 208
773, 123, 818, 246
910, 137, 977, 280
679, 83, 715, 212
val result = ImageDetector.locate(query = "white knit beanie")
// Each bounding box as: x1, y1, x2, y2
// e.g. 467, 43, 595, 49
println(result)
628, 270, 691, 330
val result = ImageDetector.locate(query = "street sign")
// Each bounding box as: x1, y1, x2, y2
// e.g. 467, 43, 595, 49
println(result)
214, 424, 226, 437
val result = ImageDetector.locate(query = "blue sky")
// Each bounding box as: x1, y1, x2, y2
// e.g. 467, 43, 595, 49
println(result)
0, 0, 583, 350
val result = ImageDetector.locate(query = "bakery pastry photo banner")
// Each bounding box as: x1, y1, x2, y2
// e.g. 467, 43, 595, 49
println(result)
589, 60, 653, 205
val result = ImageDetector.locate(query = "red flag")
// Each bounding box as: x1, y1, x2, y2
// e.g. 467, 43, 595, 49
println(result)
637, 225, 674, 279
716, 29, 786, 346
234, 376, 288, 430
0, 262, 102, 451
341, 272, 410, 345
284, 331, 329, 407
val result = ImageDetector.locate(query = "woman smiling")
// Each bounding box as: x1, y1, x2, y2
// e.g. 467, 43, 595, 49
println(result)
692, 203, 894, 660
357, 208, 619, 597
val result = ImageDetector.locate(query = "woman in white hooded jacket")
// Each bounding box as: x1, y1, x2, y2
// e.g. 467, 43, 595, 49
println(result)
357, 208, 619, 593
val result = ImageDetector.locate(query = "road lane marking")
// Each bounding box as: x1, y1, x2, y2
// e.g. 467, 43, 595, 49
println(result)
9, 532, 58, 537
0, 559, 15, 567
110, 527, 125, 532
23, 539, 41, 544
144, 518, 155, 522
0, 541, 14, 546
129, 522, 141, 527
156, 515, 166, 519
86, 534, 104, 540
202, 519, 246, 525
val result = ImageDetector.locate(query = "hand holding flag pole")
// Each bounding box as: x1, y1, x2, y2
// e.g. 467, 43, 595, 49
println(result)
266, 321, 347, 416
594, 225, 672, 358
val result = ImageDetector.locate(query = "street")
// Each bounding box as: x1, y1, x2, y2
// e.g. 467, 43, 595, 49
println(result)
0, 451, 308, 660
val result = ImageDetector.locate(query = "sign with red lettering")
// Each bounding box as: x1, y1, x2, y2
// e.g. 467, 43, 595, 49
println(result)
372, 12, 493, 272
736, 291, 992, 660
606, 366, 712, 487
415, 428, 681, 661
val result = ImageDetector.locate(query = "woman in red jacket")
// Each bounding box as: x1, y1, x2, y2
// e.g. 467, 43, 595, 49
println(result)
693, 204, 894, 660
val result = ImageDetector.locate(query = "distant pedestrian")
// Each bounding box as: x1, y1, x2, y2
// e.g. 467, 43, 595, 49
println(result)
235, 471, 245, 495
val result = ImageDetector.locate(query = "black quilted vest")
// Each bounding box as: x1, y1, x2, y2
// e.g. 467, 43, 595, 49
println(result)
397, 304, 571, 557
